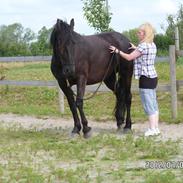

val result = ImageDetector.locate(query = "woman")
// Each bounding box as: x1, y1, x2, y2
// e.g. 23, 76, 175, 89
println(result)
109, 23, 160, 137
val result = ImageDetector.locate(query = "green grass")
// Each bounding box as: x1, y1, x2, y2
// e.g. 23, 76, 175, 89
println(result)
144, 170, 183, 183
0, 62, 54, 81
0, 59, 183, 123
0, 126, 182, 182
1, 58, 183, 82
1, 86, 183, 123
0, 60, 183, 182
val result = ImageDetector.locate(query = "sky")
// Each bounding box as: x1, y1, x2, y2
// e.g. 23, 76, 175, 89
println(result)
0, 0, 182, 35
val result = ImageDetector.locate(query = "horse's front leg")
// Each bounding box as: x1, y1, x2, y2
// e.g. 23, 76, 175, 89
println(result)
76, 75, 92, 138
57, 79, 81, 135
51, 59, 81, 136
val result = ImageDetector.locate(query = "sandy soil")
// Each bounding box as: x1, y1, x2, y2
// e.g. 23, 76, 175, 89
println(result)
0, 113, 183, 141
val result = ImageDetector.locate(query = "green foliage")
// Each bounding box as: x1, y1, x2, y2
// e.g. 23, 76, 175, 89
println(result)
0, 3, 182, 56
0, 23, 35, 56
166, 4, 183, 49
154, 34, 174, 50
82, 0, 112, 32
122, 29, 174, 56
30, 26, 52, 56
123, 3, 183, 55
0, 23, 52, 56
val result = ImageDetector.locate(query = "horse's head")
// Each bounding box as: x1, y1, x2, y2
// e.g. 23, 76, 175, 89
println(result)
50, 18, 75, 78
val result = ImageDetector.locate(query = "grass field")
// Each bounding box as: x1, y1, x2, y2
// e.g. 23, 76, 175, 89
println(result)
0, 58, 183, 123
0, 124, 183, 183
0, 59, 183, 182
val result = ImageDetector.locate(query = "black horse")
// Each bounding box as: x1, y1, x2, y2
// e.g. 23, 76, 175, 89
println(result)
50, 18, 133, 138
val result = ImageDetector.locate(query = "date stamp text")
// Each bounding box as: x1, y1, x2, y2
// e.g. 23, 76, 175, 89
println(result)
145, 161, 183, 169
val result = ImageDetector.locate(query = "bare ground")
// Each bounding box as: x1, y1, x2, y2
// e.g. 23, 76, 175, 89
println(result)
0, 113, 183, 141
0, 113, 183, 182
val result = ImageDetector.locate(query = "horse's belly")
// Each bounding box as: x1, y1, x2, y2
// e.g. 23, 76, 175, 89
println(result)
86, 70, 109, 85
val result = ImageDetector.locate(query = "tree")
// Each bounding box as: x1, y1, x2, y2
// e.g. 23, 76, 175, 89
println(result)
176, 4, 183, 49
154, 34, 173, 55
30, 26, 52, 55
0, 23, 35, 56
82, 0, 112, 32
166, 4, 183, 49
122, 28, 173, 56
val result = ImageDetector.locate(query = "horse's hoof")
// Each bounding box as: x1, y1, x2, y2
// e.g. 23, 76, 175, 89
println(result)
116, 127, 132, 135
116, 126, 123, 133
117, 121, 124, 128
69, 132, 80, 139
123, 128, 132, 134
117, 125, 122, 129
83, 128, 92, 139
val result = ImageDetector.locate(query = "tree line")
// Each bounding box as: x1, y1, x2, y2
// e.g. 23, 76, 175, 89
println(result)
0, 24, 52, 56
0, 1, 182, 57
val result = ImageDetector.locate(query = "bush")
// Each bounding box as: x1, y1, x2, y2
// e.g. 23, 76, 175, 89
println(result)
154, 34, 174, 52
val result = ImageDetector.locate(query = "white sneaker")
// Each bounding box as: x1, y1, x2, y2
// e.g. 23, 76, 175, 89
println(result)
144, 128, 157, 137
155, 128, 161, 135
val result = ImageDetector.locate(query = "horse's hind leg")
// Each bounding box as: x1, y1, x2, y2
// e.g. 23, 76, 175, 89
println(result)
124, 90, 132, 130
119, 68, 133, 133
104, 73, 125, 129
123, 74, 133, 131
115, 80, 126, 129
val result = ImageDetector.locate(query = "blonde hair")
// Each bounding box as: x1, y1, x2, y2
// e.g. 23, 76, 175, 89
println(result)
139, 23, 155, 43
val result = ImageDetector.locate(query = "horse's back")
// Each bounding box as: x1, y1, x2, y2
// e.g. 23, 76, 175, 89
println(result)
96, 32, 134, 76
96, 32, 131, 52
74, 31, 133, 85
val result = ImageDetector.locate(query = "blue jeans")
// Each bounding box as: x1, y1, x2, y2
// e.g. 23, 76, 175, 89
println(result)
139, 88, 159, 116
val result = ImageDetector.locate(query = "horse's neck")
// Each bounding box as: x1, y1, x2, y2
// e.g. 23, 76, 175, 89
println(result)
73, 31, 84, 42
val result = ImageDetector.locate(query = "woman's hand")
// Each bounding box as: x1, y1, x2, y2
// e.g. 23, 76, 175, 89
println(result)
109, 45, 119, 54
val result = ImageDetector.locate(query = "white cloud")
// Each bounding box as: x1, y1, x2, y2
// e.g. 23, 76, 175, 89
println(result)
155, 0, 178, 14
0, 0, 182, 35
109, 0, 181, 33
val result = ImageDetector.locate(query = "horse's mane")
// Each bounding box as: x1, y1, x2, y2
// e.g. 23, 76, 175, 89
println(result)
50, 19, 70, 47
50, 19, 83, 52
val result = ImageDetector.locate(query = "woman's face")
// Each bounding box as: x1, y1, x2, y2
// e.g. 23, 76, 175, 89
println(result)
137, 29, 145, 42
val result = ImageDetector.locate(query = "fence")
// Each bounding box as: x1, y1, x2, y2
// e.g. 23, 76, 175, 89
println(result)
0, 55, 169, 63
0, 54, 183, 118
0, 27, 183, 118
0, 56, 52, 62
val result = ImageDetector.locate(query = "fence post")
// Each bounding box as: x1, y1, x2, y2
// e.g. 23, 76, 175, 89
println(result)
58, 86, 64, 114
169, 45, 177, 119
175, 27, 180, 52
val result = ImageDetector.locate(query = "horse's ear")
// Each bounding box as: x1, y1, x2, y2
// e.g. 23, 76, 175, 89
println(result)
70, 18, 74, 30
57, 19, 60, 24
56, 19, 61, 30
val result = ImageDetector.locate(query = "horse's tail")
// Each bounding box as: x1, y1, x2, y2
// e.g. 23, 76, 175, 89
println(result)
113, 54, 121, 93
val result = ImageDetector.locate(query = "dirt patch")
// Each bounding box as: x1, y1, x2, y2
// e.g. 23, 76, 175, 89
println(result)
0, 113, 183, 141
